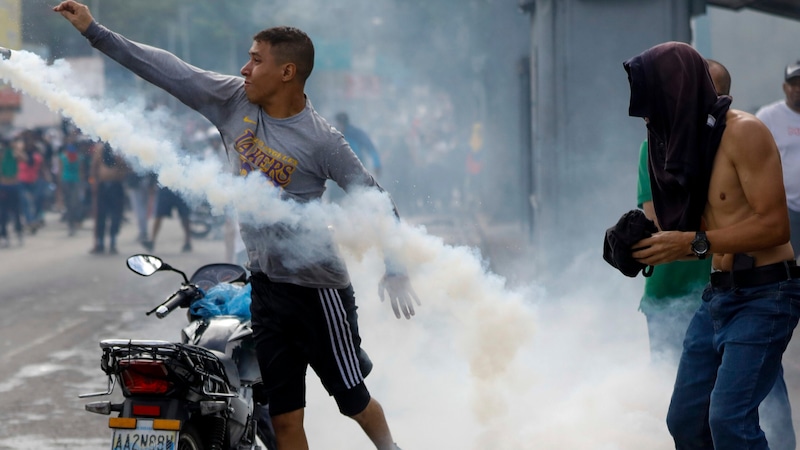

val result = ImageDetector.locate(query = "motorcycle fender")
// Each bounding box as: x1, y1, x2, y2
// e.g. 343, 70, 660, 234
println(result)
225, 394, 252, 445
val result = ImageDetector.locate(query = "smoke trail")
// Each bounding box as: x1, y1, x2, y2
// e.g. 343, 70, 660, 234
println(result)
0, 50, 676, 448
0, 50, 343, 249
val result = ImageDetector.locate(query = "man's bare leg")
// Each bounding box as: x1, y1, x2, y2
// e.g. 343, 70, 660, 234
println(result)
179, 216, 192, 251
350, 398, 397, 450
142, 217, 162, 251
271, 408, 309, 450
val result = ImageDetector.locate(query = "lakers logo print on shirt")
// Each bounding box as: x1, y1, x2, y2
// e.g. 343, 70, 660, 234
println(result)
234, 128, 297, 187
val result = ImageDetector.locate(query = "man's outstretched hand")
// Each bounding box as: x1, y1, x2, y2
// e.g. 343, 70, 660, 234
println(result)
53, 1, 94, 33
378, 273, 421, 320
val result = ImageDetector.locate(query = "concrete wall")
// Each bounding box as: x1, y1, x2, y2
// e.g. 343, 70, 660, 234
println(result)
702, 6, 800, 114
526, 0, 694, 272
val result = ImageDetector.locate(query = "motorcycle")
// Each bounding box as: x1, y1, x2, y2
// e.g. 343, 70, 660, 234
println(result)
80, 254, 276, 450
189, 201, 227, 240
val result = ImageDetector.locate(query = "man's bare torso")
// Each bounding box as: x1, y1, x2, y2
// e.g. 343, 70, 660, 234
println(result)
705, 109, 795, 271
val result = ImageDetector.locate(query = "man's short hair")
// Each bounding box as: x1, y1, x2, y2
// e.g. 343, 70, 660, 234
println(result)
706, 59, 731, 96
253, 27, 314, 83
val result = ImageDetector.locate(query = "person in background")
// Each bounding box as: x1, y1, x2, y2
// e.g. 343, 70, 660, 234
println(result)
57, 131, 87, 236
0, 136, 23, 247
126, 170, 155, 245
17, 130, 46, 234
624, 41, 800, 449
636, 58, 795, 449
636, 59, 729, 363
335, 112, 382, 177
89, 142, 128, 254
55, 2, 418, 449
756, 61, 800, 260
142, 185, 193, 253
33, 127, 57, 215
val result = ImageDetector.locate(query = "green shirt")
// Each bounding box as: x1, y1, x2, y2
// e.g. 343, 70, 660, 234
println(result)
0, 147, 17, 178
637, 140, 711, 311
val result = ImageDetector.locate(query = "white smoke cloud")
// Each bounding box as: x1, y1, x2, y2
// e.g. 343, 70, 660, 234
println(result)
0, 50, 676, 449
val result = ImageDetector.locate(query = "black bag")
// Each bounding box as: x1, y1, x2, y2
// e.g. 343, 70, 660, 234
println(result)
603, 209, 657, 278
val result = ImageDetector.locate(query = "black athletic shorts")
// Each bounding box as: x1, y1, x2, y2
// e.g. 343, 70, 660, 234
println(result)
249, 272, 373, 416
154, 187, 190, 219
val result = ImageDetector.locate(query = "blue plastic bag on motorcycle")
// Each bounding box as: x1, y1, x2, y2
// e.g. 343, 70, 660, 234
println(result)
190, 283, 252, 319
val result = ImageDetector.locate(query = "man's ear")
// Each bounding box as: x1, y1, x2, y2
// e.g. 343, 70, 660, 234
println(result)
282, 63, 296, 82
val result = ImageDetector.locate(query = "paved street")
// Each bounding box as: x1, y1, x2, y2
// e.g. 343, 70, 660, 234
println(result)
0, 208, 504, 449
0, 211, 228, 449
5, 207, 800, 449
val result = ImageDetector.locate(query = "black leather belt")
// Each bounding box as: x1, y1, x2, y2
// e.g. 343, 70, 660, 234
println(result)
710, 260, 800, 289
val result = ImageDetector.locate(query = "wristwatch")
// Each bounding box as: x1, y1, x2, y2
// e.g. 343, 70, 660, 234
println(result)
691, 231, 710, 259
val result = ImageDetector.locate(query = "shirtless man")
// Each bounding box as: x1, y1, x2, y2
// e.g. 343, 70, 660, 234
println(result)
624, 42, 800, 449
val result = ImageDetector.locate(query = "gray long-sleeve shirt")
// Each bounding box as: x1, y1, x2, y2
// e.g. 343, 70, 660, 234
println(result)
83, 21, 388, 289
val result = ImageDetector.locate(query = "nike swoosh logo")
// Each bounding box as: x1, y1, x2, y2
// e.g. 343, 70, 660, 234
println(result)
243, 116, 256, 124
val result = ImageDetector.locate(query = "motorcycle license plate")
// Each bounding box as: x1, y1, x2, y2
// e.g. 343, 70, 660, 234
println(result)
110, 419, 178, 450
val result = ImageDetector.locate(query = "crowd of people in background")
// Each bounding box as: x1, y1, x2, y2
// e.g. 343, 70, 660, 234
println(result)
0, 126, 60, 247
0, 119, 214, 255
0, 108, 497, 259
0, 98, 484, 262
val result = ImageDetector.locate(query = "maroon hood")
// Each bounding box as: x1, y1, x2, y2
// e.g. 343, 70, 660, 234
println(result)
623, 41, 731, 231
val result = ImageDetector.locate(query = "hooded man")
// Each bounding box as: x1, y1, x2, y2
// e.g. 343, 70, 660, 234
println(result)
624, 41, 800, 449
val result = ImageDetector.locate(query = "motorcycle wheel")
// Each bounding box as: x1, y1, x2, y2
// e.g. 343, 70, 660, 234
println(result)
189, 220, 212, 239
178, 423, 206, 450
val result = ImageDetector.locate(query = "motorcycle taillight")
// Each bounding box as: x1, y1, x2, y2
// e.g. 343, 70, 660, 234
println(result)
119, 360, 172, 395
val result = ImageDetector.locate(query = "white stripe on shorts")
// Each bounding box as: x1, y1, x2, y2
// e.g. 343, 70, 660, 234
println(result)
319, 288, 363, 389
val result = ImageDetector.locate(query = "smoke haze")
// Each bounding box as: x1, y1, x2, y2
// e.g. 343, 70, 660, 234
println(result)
0, 13, 676, 450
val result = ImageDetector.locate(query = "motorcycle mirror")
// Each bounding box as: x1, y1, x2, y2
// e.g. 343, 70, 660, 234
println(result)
126, 254, 190, 284
126, 254, 164, 276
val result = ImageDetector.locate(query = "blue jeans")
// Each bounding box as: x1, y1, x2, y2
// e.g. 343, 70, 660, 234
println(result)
762, 367, 796, 450
666, 280, 800, 449
788, 208, 800, 259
